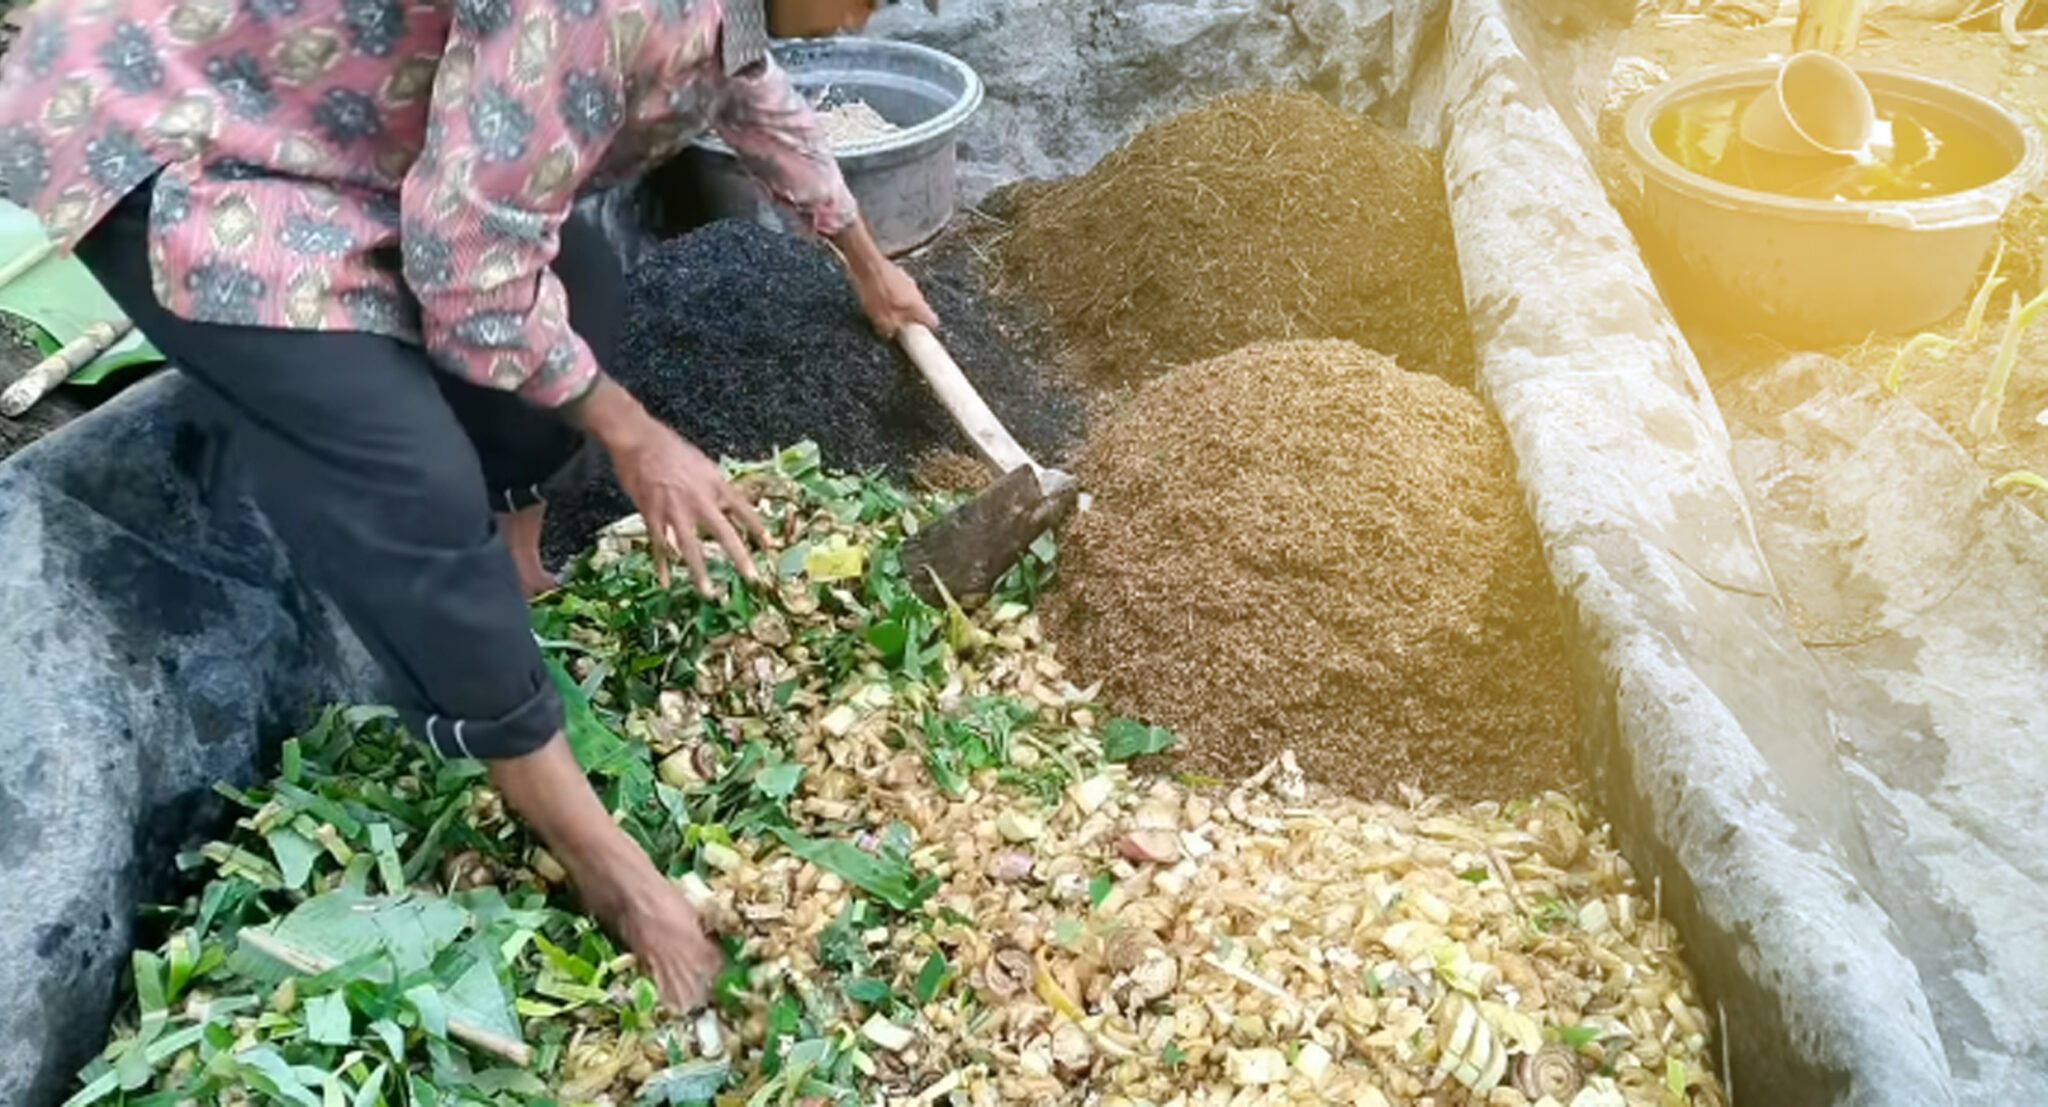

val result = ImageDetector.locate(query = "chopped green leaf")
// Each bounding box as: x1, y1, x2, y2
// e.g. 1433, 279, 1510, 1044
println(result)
776, 543, 812, 580
282, 737, 304, 786
865, 619, 908, 660
111, 1035, 154, 1092
636, 1060, 731, 1105
236, 1046, 323, 1107
1089, 872, 1114, 909
404, 983, 449, 1040
350, 1063, 390, 1107
1557, 1025, 1603, 1050
305, 990, 353, 1046
131, 951, 168, 1018
1101, 718, 1177, 762
754, 762, 805, 801
843, 977, 892, 1007
367, 824, 404, 896
913, 952, 948, 1005
770, 829, 937, 912
268, 827, 322, 892
164, 932, 199, 1004
532, 934, 599, 985
369, 1017, 407, 1063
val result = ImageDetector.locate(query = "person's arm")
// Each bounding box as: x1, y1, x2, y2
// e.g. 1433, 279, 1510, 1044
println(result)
489, 737, 720, 1010
710, 58, 938, 336
398, 8, 758, 1012
396, 12, 617, 411
401, 9, 767, 596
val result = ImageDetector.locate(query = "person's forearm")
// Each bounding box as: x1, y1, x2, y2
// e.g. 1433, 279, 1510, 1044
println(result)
489, 734, 654, 889
828, 218, 889, 283
559, 374, 651, 447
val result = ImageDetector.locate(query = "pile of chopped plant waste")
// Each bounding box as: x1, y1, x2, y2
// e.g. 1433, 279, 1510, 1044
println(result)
995, 89, 1477, 391
542, 220, 1082, 565
1047, 339, 1583, 803
78, 444, 1719, 1107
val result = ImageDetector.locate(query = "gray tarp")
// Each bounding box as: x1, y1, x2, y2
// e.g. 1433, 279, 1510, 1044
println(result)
1724, 356, 2048, 1104
0, 375, 374, 1107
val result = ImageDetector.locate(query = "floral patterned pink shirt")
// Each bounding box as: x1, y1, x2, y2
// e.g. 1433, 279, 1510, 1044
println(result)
0, 0, 859, 407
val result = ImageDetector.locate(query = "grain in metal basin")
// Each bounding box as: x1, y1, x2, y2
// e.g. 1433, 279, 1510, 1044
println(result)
684, 37, 984, 257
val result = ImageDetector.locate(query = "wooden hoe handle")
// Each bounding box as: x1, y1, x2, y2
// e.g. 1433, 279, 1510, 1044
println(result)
895, 323, 1036, 476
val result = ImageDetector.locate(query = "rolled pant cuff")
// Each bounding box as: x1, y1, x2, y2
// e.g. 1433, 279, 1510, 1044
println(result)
404, 679, 564, 761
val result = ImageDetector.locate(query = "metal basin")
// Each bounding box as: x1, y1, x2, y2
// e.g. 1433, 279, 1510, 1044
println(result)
1622, 62, 2044, 345
681, 37, 983, 257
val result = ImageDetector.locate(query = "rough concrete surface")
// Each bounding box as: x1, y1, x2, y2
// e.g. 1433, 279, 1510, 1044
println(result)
865, 0, 1451, 200
1431, 1, 1958, 1103
1724, 355, 2048, 1105
0, 374, 375, 1107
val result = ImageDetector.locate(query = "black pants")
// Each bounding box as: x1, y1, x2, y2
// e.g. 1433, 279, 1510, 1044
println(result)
74, 180, 625, 760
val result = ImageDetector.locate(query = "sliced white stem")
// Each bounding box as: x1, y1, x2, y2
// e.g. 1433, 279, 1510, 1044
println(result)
0, 238, 59, 292
0, 318, 131, 417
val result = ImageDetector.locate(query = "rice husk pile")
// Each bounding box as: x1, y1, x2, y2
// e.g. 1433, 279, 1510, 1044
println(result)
912, 446, 997, 492
1047, 339, 1582, 802
996, 89, 1477, 390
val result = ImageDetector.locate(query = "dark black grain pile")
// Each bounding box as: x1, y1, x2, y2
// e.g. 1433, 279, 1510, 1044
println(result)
540, 219, 1086, 563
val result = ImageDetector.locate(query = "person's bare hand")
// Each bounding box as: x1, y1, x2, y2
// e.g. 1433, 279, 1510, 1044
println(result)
566, 377, 771, 596
613, 425, 769, 597
607, 873, 724, 1012
487, 736, 723, 1013
852, 258, 938, 339
824, 219, 939, 339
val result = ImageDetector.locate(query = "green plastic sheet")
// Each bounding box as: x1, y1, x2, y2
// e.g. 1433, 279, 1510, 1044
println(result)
0, 198, 164, 385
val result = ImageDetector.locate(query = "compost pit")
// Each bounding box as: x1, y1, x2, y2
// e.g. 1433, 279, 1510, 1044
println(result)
1045, 339, 1585, 805
992, 88, 1478, 394
77, 447, 1726, 1107
540, 217, 1084, 565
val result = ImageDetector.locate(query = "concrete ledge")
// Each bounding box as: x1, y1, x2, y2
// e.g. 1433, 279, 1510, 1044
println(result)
1434, 2, 1956, 1103
0, 374, 374, 1107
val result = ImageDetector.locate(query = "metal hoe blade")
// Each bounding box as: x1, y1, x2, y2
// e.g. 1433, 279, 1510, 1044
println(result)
900, 463, 1078, 606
